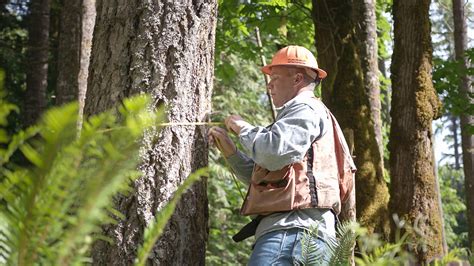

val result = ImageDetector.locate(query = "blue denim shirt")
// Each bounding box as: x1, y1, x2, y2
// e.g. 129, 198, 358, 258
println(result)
227, 89, 336, 241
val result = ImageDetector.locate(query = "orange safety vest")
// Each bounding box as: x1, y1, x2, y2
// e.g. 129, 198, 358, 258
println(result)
240, 103, 356, 216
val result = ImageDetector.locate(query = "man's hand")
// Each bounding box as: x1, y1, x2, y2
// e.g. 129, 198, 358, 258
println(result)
208, 127, 237, 158
225, 115, 251, 135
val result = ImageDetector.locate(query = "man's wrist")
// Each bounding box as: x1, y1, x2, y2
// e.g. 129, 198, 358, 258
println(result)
234, 121, 252, 135
237, 122, 253, 135
223, 147, 237, 158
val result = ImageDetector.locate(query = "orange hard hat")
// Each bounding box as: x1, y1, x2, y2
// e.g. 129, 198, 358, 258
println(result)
261, 45, 327, 79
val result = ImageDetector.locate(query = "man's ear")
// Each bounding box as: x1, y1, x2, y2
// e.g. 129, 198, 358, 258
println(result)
294, 73, 304, 85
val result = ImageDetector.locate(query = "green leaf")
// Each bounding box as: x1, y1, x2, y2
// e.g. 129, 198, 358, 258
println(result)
19, 143, 44, 168
257, 0, 287, 7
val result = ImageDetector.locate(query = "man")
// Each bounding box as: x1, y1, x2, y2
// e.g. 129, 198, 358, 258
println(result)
209, 45, 341, 265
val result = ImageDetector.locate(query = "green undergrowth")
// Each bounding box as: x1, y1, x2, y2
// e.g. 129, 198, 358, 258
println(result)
0, 86, 205, 265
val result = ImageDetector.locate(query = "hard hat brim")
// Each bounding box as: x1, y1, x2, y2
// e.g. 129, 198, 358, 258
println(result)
261, 63, 327, 79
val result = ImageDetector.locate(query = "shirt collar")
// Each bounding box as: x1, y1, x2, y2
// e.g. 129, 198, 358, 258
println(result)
275, 85, 316, 114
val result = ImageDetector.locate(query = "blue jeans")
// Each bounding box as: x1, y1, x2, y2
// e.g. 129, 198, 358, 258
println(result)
248, 228, 328, 266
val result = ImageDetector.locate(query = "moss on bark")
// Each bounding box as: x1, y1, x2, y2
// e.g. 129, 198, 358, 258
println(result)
312, 0, 390, 238
389, 0, 444, 262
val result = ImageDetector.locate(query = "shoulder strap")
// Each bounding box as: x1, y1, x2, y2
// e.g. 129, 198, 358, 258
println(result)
306, 145, 318, 207
327, 110, 356, 203
328, 112, 356, 169
309, 97, 356, 203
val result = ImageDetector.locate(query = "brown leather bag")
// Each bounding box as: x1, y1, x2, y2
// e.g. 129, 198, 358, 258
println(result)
240, 159, 314, 216
240, 164, 295, 216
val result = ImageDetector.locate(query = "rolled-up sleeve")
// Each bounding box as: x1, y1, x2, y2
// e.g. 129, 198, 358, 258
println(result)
238, 102, 325, 171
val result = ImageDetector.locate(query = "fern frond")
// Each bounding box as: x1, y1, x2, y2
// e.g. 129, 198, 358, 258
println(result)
0, 95, 164, 265
300, 225, 321, 265
355, 225, 414, 265
0, 126, 39, 166
298, 222, 358, 266
326, 222, 357, 266
431, 248, 465, 265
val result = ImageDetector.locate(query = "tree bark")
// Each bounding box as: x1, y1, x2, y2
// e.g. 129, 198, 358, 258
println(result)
24, 0, 49, 126
77, 0, 96, 131
86, 1, 216, 265
450, 115, 461, 169
452, 0, 474, 248
354, 0, 383, 161
389, 0, 444, 262
312, 0, 390, 238
55, 0, 81, 105
55, 0, 95, 129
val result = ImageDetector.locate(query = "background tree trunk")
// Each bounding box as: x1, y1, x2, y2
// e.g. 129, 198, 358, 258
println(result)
452, 0, 474, 248
24, 0, 49, 126
449, 115, 461, 169
77, 0, 95, 131
389, 0, 444, 262
55, 0, 95, 129
354, 0, 383, 160
312, 0, 390, 238
86, 1, 217, 265
55, 0, 81, 105
379, 58, 391, 127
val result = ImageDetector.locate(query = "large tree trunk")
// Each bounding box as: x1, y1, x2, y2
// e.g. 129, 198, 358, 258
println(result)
55, 0, 81, 105
312, 0, 390, 237
389, 0, 444, 262
452, 0, 474, 248
24, 0, 49, 126
85, 1, 217, 265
